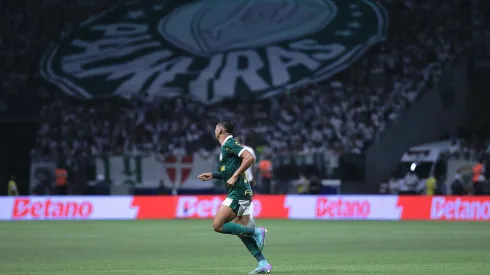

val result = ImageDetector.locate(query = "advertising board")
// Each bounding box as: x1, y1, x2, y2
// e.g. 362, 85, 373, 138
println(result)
1, 196, 489, 221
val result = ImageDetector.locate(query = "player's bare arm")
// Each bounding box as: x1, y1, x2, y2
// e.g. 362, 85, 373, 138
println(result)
198, 172, 225, 181
197, 173, 213, 181
227, 150, 256, 186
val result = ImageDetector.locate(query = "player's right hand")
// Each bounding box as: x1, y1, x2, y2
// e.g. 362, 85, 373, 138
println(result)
197, 173, 213, 181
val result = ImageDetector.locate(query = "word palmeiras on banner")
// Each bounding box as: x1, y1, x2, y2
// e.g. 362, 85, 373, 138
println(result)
41, 0, 388, 104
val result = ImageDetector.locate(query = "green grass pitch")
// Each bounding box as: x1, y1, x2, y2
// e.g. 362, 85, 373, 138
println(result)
0, 220, 489, 275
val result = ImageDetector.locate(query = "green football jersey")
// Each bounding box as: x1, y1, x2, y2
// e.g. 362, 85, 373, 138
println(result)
219, 136, 253, 200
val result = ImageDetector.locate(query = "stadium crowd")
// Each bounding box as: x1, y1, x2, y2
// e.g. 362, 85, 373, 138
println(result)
1, 0, 488, 162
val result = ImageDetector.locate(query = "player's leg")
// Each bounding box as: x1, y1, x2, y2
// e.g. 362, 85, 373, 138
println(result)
232, 199, 267, 251
234, 215, 268, 262
233, 203, 271, 274
212, 198, 255, 236
246, 201, 266, 252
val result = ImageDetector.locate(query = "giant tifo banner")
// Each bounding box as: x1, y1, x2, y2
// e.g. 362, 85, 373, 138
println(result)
95, 154, 216, 189
40, 0, 387, 104
1, 196, 489, 221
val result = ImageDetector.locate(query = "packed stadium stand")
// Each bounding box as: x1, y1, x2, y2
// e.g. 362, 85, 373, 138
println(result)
1, 0, 490, 190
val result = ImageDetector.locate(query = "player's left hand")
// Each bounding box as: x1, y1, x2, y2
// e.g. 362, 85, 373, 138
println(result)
227, 175, 238, 186
198, 173, 213, 181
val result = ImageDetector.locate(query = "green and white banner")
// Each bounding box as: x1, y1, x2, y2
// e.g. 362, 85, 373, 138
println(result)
41, 0, 388, 104
96, 153, 216, 189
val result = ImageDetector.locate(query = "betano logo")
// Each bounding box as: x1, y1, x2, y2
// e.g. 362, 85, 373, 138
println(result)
315, 197, 371, 218
430, 197, 490, 221
12, 198, 94, 219
176, 196, 224, 218
41, 0, 387, 104
175, 196, 262, 218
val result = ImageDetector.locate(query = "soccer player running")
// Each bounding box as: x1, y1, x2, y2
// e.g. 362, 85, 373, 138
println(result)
198, 120, 272, 274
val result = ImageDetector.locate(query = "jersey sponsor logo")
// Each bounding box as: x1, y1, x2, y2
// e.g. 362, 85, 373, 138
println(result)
12, 198, 94, 219
430, 197, 490, 221
315, 197, 371, 219
41, 0, 387, 104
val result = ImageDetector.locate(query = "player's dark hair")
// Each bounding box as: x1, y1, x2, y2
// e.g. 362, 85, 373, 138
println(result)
218, 119, 235, 134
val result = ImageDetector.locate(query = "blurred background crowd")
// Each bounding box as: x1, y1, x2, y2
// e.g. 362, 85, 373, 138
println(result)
13, 0, 485, 160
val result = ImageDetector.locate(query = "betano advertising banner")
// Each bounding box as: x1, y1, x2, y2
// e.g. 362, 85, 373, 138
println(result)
0, 196, 489, 221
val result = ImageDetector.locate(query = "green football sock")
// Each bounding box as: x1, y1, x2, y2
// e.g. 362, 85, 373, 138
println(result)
220, 222, 255, 236
239, 236, 266, 262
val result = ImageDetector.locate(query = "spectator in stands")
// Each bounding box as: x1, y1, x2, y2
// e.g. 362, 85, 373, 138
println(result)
425, 176, 436, 195
450, 172, 467, 195
8, 176, 19, 196
388, 176, 400, 194
55, 167, 68, 195
449, 139, 462, 158
474, 159, 487, 195
308, 175, 322, 195
258, 156, 273, 194
86, 174, 110, 195
472, 159, 485, 189
30, 169, 55, 195
295, 175, 309, 194
401, 170, 419, 195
